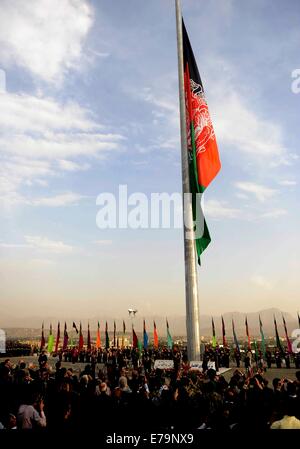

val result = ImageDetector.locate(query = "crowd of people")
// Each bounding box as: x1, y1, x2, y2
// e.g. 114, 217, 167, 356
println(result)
46, 344, 300, 371
1, 346, 300, 431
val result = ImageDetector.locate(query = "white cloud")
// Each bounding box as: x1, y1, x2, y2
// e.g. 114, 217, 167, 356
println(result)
0, 93, 100, 133
235, 181, 277, 202
235, 192, 249, 200
0, 0, 93, 82
0, 92, 125, 206
251, 275, 273, 291
204, 199, 240, 219
260, 209, 287, 219
24, 235, 73, 253
0, 133, 122, 159
94, 240, 113, 245
58, 160, 90, 172
0, 243, 31, 249
89, 49, 110, 59
278, 180, 297, 186
1, 235, 74, 254
213, 92, 285, 158
0, 189, 85, 208
128, 84, 180, 152
31, 192, 84, 207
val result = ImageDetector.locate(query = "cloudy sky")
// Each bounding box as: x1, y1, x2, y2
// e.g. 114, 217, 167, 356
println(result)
0, 0, 299, 326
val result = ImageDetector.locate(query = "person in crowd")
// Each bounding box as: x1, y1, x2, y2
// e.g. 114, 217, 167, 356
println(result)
17, 394, 46, 429
38, 350, 48, 369
270, 399, 300, 429
234, 348, 241, 368
266, 350, 272, 369
275, 350, 282, 368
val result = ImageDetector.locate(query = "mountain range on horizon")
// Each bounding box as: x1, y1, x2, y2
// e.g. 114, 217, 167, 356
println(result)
1, 307, 299, 340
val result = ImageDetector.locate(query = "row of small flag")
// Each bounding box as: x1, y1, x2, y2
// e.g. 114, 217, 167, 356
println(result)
40, 319, 173, 352
213, 313, 300, 355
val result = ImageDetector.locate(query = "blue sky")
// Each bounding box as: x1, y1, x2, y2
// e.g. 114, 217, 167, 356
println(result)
0, 0, 299, 325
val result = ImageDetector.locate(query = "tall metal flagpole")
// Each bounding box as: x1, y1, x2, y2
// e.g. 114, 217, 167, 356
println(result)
175, 0, 201, 361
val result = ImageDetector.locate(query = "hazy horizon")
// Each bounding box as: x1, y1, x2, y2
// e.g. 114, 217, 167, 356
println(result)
1, 308, 298, 337
0, 1, 299, 321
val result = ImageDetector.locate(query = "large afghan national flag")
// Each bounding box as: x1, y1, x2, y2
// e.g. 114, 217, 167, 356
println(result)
183, 20, 221, 263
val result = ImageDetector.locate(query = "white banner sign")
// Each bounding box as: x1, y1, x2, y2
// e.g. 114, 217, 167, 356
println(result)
154, 359, 174, 370
189, 361, 216, 371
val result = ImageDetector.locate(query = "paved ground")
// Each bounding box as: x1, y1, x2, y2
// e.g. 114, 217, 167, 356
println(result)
5, 356, 299, 383
222, 367, 299, 383
8, 356, 99, 375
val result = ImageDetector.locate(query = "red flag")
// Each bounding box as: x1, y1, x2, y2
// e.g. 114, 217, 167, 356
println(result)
105, 321, 109, 349
79, 322, 84, 351
62, 322, 68, 350
87, 323, 91, 350
55, 321, 60, 353
40, 322, 45, 350
96, 322, 101, 349
221, 316, 227, 347
113, 321, 116, 347
132, 325, 138, 349
153, 321, 158, 348
282, 315, 292, 354
245, 317, 251, 351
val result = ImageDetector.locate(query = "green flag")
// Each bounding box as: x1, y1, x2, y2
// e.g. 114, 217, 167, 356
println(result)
166, 319, 173, 349
274, 316, 284, 355
253, 339, 259, 360
69, 331, 74, 348
137, 339, 143, 356
212, 317, 217, 348
47, 323, 54, 353
259, 315, 266, 358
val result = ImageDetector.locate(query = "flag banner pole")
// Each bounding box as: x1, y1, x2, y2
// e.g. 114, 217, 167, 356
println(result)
175, 0, 200, 361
